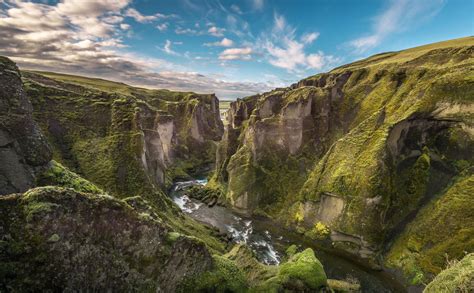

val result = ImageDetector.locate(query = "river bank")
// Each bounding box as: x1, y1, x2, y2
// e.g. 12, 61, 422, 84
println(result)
170, 179, 407, 292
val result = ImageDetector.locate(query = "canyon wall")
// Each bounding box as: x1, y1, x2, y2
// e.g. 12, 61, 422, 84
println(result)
0, 57, 52, 195
22, 70, 223, 202
214, 37, 474, 285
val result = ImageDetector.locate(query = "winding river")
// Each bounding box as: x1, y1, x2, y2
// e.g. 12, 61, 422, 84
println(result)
171, 180, 407, 293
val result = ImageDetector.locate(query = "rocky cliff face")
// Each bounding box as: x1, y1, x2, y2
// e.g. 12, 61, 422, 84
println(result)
0, 187, 214, 292
214, 37, 474, 284
22, 71, 223, 201
0, 57, 52, 195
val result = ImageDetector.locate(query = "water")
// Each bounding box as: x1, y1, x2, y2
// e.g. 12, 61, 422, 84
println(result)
170, 180, 406, 292
172, 179, 280, 265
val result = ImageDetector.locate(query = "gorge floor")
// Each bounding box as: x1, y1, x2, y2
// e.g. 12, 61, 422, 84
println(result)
171, 179, 407, 293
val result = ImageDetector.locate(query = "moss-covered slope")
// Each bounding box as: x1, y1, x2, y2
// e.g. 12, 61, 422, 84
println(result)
22, 70, 223, 202
0, 186, 216, 291
214, 36, 474, 285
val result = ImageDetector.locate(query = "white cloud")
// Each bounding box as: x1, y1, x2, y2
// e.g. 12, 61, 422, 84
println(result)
301, 32, 319, 44
156, 22, 168, 31
208, 26, 225, 37
120, 23, 130, 30
259, 13, 337, 72
175, 26, 199, 35
274, 13, 286, 31
103, 15, 124, 24
161, 40, 180, 56
350, 0, 445, 52
125, 8, 170, 23
219, 47, 252, 60
56, 0, 130, 17
204, 38, 234, 47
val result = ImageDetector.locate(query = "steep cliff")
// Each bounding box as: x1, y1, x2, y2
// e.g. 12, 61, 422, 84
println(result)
0, 186, 214, 291
214, 37, 474, 285
0, 57, 332, 292
22, 70, 223, 202
0, 56, 223, 291
0, 57, 52, 195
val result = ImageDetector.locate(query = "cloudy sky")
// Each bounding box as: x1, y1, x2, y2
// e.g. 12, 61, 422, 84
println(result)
0, 0, 472, 99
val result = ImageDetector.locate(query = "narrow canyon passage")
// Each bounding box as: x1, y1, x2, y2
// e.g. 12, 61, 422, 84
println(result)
171, 179, 407, 292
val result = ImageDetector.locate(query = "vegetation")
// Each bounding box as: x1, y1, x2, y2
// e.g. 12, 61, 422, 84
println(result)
423, 253, 474, 293
214, 36, 474, 286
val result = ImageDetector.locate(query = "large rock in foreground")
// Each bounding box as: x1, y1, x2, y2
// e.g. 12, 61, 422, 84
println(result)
0, 57, 51, 195
0, 186, 213, 291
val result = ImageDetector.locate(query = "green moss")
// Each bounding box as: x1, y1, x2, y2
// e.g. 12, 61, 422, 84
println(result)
327, 278, 361, 292
47, 234, 60, 243
285, 245, 298, 258
178, 254, 247, 293
37, 160, 104, 194
386, 172, 474, 283
166, 232, 182, 245
278, 248, 327, 290
424, 253, 474, 293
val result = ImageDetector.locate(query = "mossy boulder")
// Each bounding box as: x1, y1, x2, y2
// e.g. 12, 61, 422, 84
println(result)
256, 248, 328, 292
0, 186, 214, 291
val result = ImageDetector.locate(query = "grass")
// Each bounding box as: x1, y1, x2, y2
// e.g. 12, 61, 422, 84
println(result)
24, 70, 197, 102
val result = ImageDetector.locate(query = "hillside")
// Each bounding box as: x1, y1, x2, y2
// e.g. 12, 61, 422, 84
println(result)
212, 36, 474, 287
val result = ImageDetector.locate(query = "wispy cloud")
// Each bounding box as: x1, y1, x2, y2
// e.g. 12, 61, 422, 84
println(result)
230, 4, 242, 15
349, 0, 445, 52
258, 13, 337, 72
301, 32, 319, 44
125, 8, 174, 23
161, 40, 180, 55
219, 47, 253, 60
208, 26, 226, 37
204, 37, 234, 47
156, 22, 168, 31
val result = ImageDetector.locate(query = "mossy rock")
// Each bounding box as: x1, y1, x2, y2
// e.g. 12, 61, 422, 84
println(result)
37, 160, 104, 194
424, 253, 474, 293
0, 186, 214, 292
177, 254, 248, 293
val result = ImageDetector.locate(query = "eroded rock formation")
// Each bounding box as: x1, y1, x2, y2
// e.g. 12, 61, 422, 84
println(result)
21, 70, 223, 201
213, 37, 474, 285
0, 57, 52, 195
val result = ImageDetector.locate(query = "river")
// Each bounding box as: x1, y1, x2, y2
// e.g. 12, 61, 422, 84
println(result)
170, 180, 407, 293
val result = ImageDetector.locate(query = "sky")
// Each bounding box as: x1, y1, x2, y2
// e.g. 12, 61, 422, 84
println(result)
0, 0, 472, 100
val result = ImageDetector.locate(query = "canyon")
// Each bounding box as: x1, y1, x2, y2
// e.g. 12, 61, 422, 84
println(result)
0, 37, 473, 292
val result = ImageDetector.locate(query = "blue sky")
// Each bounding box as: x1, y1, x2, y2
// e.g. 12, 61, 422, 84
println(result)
0, 0, 472, 99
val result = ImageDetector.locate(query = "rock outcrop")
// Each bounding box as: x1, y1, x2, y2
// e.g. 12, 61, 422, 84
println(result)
0, 57, 52, 195
0, 186, 214, 292
214, 37, 474, 285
